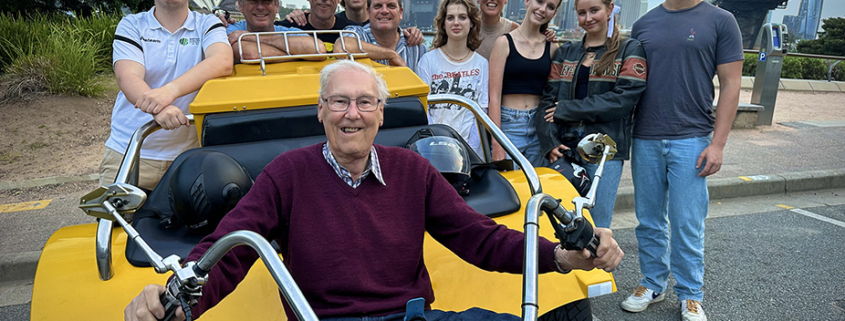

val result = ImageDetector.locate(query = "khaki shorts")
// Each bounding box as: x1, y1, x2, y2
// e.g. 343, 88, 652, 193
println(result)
98, 148, 173, 191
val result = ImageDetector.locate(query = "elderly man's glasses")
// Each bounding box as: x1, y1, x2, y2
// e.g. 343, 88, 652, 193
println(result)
322, 95, 382, 112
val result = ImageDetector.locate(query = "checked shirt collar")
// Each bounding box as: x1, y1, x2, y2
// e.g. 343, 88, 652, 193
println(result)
322, 143, 386, 188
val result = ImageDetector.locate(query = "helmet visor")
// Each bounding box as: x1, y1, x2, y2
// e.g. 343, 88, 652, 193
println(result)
411, 137, 471, 175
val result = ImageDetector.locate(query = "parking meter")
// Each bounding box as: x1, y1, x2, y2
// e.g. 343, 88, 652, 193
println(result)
751, 23, 788, 126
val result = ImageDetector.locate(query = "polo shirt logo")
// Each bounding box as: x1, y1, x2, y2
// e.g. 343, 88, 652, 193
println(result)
179, 38, 200, 46
140, 36, 161, 43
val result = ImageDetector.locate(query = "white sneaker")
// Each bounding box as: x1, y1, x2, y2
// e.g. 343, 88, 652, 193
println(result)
620, 286, 665, 312
681, 300, 707, 321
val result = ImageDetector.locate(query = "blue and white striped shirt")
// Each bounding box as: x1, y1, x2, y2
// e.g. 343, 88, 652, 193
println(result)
343, 24, 427, 74
322, 143, 386, 188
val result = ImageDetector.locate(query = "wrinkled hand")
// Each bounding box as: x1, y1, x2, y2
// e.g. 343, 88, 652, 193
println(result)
544, 103, 557, 122
403, 27, 424, 47
154, 105, 190, 130
696, 144, 723, 177
125, 284, 185, 321
136, 85, 178, 115
547, 144, 569, 163
286, 9, 308, 26
544, 28, 558, 42
217, 14, 235, 27
555, 228, 623, 272
388, 52, 407, 67
492, 142, 506, 162
228, 30, 252, 45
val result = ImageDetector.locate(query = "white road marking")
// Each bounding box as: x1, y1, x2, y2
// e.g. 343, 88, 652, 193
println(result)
790, 208, 845, 228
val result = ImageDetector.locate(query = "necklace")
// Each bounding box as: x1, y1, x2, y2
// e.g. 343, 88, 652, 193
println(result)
442, 48, 472, 62
515, 28, 539, 54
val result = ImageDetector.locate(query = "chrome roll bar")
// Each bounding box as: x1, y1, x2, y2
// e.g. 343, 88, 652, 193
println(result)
521, 194, 570, 321
238, 30, 370, 76
426, 94, 542, 195
95, 116, 193, 281
194, 231, 318, 321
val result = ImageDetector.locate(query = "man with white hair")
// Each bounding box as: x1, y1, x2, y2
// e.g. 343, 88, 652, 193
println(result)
124, 60, 623, 321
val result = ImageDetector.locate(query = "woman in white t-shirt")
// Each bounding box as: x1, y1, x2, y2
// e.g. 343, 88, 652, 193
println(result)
417, 0, 489, 159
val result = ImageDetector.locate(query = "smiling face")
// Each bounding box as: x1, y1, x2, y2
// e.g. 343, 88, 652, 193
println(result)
369, 0, 403, 32
309, 0, 339, 21
344, 0, 367, 11
318, 67, 385, 163
240, 0, 280, 31
523, 0, 560, 26
444, 3, 471, 42
576, 0, 611, 36
477, 0, 506, 18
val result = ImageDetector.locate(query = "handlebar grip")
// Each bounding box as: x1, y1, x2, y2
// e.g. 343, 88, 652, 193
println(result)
586, 234, 600, 258
158, 289, 180, 321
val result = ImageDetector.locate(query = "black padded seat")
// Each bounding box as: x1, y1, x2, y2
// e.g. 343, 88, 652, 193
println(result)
201, 96, 428, 146
126, 124, 517, 267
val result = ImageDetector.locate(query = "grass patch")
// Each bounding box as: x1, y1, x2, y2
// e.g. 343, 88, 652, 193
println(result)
28, 141, 50, 150
0, 151, 21, 164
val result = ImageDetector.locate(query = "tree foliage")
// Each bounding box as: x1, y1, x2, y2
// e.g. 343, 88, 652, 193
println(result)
796, 17, 845, 56
0, 0, 154, 17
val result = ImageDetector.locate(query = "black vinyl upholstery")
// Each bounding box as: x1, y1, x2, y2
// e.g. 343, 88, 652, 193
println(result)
126, 99, 521, 267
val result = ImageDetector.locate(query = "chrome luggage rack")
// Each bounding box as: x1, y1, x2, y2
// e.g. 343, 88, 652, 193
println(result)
237, 30, 370, 76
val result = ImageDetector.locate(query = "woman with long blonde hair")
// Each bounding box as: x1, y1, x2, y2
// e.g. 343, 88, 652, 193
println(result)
536, 0, 647, 228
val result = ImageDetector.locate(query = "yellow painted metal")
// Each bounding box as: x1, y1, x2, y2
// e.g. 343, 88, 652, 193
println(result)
189, 59, 430, 142
32, 168, 614, 320
425, 167, 615, 315
0, 199, 51, 213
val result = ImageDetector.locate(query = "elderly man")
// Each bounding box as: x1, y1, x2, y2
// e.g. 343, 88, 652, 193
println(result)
336, 0, 427, 73
124, 60, 623, 321
226, 0, 327, 62
101, 0, 232, 190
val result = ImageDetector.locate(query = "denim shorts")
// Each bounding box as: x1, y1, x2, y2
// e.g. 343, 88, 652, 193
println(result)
500, 106, 545, 167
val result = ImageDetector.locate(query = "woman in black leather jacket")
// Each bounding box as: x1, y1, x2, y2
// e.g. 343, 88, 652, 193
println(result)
535, 0, 647, 228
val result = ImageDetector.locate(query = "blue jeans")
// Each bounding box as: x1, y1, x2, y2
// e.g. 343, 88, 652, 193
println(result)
582, 159, 623, 228
321, 308, 519, 321
500, 106, 545, 167
631, 136, 710, 302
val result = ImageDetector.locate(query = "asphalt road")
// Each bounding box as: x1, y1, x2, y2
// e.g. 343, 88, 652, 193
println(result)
2, 190, 844, 321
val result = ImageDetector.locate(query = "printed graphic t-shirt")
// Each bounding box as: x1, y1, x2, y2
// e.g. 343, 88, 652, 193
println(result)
417, 48, 489, 157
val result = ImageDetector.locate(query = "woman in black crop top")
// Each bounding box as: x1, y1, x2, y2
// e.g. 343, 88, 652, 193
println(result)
535, 0, 647, 228
488, 0, 562, 166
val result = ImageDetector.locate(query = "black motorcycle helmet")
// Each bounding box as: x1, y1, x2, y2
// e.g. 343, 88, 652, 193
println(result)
168, 151, 254, 233
408, 134, 472, 196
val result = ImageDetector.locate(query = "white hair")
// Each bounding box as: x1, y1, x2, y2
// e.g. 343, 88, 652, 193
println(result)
319, 60, 390, 101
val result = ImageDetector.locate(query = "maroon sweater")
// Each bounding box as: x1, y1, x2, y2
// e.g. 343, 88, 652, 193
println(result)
186, 143, 560, 319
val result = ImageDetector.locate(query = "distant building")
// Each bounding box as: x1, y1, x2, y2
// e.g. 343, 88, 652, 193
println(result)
285, 4, 297, 9
782, 0, 824, 40
403, 0, 438, 31
505, 0, 523, 22
555, 0, 577, 30
617, 0, 648, 29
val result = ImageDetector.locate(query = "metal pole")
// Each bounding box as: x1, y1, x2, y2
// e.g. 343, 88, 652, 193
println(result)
829, 60, 842, 82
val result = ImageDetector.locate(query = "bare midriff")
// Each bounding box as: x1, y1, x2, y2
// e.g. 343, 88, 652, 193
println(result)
501, 93, 541, 110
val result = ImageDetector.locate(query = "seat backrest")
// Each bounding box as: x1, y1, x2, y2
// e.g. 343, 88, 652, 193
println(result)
201, 96, 428, 146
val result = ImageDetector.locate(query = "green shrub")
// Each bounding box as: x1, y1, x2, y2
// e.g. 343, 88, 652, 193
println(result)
0, 11, 116, 98
743, 53, 845, 81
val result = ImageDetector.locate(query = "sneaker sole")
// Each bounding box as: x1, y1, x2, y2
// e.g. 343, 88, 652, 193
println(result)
620, 294, 665, 313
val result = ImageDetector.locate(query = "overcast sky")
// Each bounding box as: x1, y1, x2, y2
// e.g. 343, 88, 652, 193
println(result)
279, 0, 844, 26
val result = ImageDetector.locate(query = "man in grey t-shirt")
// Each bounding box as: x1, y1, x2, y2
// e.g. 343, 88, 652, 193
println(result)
619, 1, 743, 320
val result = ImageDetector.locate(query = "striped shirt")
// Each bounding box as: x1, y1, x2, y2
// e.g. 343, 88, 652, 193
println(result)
322, 143, 386, 188
343, 24, 427, 74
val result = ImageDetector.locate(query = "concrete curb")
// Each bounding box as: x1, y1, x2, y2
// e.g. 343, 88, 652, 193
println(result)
0, 174, 98, 191
715, 77, 845, 93
0, 251, 40, 283
614, 168, 845, 211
